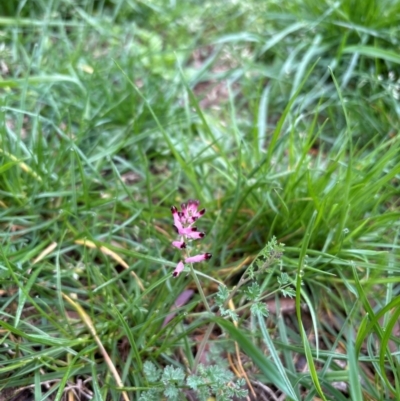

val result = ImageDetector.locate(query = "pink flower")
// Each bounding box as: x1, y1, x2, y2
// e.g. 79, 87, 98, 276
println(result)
173, 225, 204, 237
170, 200, 206, 241
171, 206, 182, 225
185, 231, 205, 240
185, 253, 212, 263
172, 261, 185, 277
181, 199, 205, 224
172, 240, 186, 249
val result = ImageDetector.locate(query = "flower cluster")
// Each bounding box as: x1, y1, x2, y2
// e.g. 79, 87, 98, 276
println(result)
171, 199, 212, 277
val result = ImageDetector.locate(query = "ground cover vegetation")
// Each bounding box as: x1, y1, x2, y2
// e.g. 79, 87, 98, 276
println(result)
0, 0, 399, 400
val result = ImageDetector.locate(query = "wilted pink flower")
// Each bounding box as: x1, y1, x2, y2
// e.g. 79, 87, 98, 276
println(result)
162, 289, 194, 327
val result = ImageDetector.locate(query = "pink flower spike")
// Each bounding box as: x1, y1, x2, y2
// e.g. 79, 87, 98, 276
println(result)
185, 253, 212, 263
172, 240, 186, 249
172, 261, 185, 277
186, 231, 205, 240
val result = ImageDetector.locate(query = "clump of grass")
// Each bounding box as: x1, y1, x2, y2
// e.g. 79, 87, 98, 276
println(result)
0, 0, 399, 400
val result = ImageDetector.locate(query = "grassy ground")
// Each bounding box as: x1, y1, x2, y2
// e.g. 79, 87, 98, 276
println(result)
0, 0, 399, 400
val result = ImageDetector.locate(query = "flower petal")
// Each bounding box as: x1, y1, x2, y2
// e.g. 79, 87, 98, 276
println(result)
184, 253, 212, 263
194, 208, 206, 218
185, 231, 205, 240
172, 261, 185, 277
171, 206, 183, 226
172, 240, 186, 249
174, 225, 198, 236
172, 223, 182, 234
187, 199, 200, 213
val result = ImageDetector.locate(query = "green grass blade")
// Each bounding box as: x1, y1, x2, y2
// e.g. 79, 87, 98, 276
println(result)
215, 317, 299, 400
343, 45, 400, 64
296, 211, 327, 400
257, 311, 299, 400
347, 326, 363, 400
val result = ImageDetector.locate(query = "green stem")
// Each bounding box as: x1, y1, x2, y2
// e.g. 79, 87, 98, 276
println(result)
193, 322, 215, 371
188, 263, 214, 371
189, 263, 212, 314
